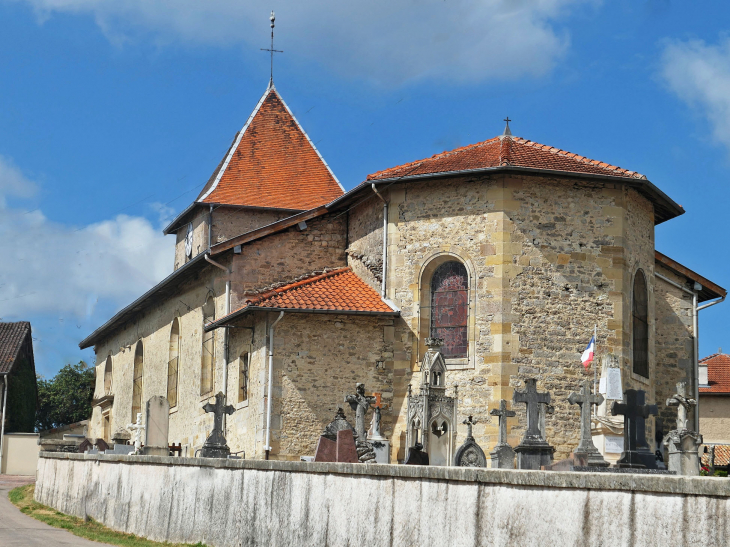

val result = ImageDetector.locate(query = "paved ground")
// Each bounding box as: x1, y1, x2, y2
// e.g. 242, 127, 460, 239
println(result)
0, 474, 103, 546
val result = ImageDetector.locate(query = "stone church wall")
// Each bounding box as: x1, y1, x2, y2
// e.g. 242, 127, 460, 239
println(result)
250, 312, 395, 460
654, 262, 694, 430
90, 264, 233, 454
173, 207, 210, 271
228, 213, 347, 311
36, 453, 730, 547
211, 206, 294, 245
347, 196, 384, 293
348, 174, 660, 461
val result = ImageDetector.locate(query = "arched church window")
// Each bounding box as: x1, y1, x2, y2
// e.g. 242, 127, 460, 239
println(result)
104, 355, 113, 395
132, 342, 144, 421
200, 296, 215, 395
632, 269, 649, 378
430, 261, 469, 359
239, 353, 249, 403
168, 318, 180, 408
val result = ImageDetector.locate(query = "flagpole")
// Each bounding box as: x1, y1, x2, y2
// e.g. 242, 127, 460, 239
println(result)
593, 324, 598, 416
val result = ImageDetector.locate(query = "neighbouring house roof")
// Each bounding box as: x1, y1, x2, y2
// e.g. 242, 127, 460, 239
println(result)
205, 268, 398, 331
701, 445, 730, 467
79, 251, 211, 350
357, 133, 684, 225
655, 251, 727, 303
699, 353, 730, 394
164, 83, 344, 234
0, 321, 31, 374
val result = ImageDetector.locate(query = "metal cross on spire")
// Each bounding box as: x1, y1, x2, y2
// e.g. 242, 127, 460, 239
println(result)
503, 117, 513, 136
261, 11, 283, 86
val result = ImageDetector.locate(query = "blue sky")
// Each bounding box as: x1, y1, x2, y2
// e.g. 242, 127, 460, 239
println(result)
1, 0, 729, 377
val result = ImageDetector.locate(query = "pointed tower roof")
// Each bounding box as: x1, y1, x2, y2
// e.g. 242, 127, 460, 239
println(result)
165, 83, 343, 234
198, 83, 344, 208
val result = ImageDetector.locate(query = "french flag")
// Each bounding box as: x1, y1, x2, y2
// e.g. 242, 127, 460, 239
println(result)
581, 336, 595, 368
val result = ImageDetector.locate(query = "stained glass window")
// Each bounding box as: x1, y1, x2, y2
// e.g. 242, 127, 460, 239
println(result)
632, 270, 649, 378
430, 261, 468, 359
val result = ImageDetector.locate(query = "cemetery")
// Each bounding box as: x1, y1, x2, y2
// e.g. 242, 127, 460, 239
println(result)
33, 341, 730, 546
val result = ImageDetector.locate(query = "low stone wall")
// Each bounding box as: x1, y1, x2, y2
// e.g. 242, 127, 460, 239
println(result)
36, 452, 730, 547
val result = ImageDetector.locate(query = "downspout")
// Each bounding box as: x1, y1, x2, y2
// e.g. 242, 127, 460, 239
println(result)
655, 273, 703, 432
371, 183, 388, 298
265, 311, 285, 460
208, 205, 213, 250
205, 254, 231, 431
0, 376, 7, 474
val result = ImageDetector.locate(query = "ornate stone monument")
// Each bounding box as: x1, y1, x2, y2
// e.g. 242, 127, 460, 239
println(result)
143, 396, 170, 456
454, 416, 487, 467
568, 381, 609, 467
611, 389, 658, 469
127, 412, 145, 454
200, 392, 236, 458
489, 399, 516, 469
345, 383, 376, 463
406, 338, 457, 466
663, 382, 703, 476
513, 379, 555, 469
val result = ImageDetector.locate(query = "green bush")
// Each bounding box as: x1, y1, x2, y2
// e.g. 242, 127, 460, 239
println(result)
714, 470, 728, 477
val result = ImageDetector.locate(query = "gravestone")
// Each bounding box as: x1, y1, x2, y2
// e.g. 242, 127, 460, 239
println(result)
314, 436, 337, 462
111, 429, 131, 445
663, 382, 703, 476
568, 381, 609, 467
345, 383, 376, 463
489, 399, 516, 469
127, 412, 145, 454
454, 416, 487, 467
336, 429, 359, 463
315, 408, 358, 463
200, 392, 236, 458
404, 442, 429, 465
143, 396, 170, 456
611, 389, 658, 469
513, 379, 555, 469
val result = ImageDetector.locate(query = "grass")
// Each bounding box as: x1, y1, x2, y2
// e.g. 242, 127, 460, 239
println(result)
8, 484, 207, 547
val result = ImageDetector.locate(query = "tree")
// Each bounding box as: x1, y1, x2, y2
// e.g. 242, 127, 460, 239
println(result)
35, 361, 95, 431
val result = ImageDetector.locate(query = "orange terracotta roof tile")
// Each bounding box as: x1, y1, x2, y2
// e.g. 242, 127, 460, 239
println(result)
197, 84, 344, 210
367, 135, 646, 181
700, 353, 730, 394
242, 268, 394, 313
701, 445, 730, 467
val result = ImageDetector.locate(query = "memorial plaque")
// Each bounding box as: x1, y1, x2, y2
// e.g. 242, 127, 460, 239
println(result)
605, 435, 624, 454
606, 368, 623, 400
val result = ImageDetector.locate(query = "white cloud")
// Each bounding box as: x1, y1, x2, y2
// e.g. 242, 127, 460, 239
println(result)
0, 154, 37, 207
0, 156, 173, 318
13, 0, 583, 84
661, 37, 730, 149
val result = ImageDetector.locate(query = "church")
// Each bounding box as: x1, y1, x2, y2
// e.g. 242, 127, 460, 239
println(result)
81, 76, 725, 464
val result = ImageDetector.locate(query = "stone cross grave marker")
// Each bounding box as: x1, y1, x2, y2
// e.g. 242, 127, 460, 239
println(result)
143, 396, 170, 456
666, 382, 696, 432
513, 379, 551, 442
513, 379, 555, 469
345, 383, 376, 440
201, 392, 236, 458
127, 412, 145, 453
568, 380, 609, 467
611, 389, 658, 468
345, 383, 377, 462
490, 399, 516, 446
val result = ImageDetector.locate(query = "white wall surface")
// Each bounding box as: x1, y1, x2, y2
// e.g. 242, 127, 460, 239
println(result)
35, 453, 730, 547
